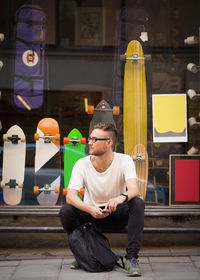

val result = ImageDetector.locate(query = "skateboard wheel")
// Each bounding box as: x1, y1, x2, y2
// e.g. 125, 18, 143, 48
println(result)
0, 33, 5, 43
34, 133, 40, 141
80, 137, 86, 144
187, 63, 199, 74
79, 188, 85, 196
55, 134, 60, 141
3, 134, 8, 142
184, 36, 199, 45
120, 54, 126, 62
63, 137, 69, 144
0, 60, 3, 70
18, 182, 23, 188
132, 155, 137, 161
34, 186, 39, 194
113, 106, 120, 115
187, 89, 197, 99
63, 188, 68, 196
54, 186, 60, 193
188, 117, 196, 127
0, 181, 5, 189
21, 136, 26, 143
87, 105, 94, 114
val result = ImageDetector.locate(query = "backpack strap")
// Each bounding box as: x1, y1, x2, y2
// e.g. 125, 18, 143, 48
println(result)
116, 255, 125, 269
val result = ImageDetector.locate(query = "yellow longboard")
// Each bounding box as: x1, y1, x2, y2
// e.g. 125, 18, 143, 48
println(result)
122, 40, 147, 156
132, 144, 148, 200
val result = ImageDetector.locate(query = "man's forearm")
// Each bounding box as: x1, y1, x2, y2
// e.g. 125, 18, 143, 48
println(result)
67, 189, 93, 214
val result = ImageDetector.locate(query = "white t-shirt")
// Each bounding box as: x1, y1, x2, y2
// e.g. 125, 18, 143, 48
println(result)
68, 152, 137, 207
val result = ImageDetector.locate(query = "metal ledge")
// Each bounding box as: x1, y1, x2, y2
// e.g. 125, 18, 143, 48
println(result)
0, 206, 200, 216
0, 226, 200, 234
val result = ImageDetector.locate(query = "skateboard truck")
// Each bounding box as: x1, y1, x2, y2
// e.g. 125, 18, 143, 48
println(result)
3, 134, 26, 144
34, 184, 60, 194
63, 136, 86, 146
132, 153, 145, 162
86, 100, 120, 115
34, 133, 60, 143
0, 179, 23, 189
63, 187, 85, 196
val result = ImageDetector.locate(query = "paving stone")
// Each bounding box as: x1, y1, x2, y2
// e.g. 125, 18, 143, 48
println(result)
191, 256, 200, 261
0, 260, 20, 266
139, 257, 149, 264
151, 262, 198, 272
12, 264, 61, 280
20, 259, 62, 266
0, 267, 17, 280
153, 271, 200, 280
149, 256, 190, 263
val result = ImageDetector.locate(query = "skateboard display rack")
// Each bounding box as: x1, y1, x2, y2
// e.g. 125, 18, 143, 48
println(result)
185, 27, 200, 155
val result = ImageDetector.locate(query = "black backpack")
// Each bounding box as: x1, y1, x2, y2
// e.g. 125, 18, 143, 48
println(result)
68, 222, 124, 272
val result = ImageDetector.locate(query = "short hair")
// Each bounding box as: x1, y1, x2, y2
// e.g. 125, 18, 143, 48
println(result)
92, 122, 117, 149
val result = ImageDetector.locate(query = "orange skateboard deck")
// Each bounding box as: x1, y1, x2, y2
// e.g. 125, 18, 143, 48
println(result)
34, 118, 61, 205
132, 144, 148, 200
122, 40, 147, 156
1, 125, 26, 205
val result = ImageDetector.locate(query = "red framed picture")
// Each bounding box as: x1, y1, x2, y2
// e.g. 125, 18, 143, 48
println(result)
170, 155, 200, 206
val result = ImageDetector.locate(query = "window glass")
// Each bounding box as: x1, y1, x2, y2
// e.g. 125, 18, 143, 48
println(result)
0, 0, 199, 206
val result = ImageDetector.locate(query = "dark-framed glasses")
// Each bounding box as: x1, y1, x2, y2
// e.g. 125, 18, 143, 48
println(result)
88, 137, 110, 143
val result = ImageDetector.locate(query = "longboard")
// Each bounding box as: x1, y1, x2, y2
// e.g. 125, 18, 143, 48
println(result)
34, 118, 60, 205
132, 144, 148, 200
0, 125, 26, 205
86, 99, 119, 134
63, 128, 86, 199
122, 40, 147, 156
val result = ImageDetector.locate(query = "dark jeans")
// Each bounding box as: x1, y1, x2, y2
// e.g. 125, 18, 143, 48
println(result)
59, 197, 144, 259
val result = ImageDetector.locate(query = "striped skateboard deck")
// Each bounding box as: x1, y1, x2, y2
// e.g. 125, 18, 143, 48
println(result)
34, 118, 60, 205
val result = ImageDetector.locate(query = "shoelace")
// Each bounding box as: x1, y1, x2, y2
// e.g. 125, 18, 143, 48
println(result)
130, 258, 137, 267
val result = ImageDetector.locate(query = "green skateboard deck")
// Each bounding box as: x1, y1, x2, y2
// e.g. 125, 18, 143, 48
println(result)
63, 128, 86, 199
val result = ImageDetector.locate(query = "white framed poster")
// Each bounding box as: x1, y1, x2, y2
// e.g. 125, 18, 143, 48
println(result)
152, 94, 187, 143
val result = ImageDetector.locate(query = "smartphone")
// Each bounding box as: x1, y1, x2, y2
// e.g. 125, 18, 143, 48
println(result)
101, 209, 109, 213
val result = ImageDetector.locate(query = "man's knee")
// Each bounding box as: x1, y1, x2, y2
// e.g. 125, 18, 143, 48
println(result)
59, 203, 76, 233
129, 197, 144, 212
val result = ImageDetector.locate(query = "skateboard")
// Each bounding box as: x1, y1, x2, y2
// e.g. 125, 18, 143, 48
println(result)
34, 118, 60, 205
13, 4, 46, 110
0, 33, 4, 71
86, 99, 120, 134
132, 144, 148, 200
0, 125, 26, 205
188, 117, 200, 130
187, 89, 200, 100
63, 128, 86, 199
121, 40, 147, 156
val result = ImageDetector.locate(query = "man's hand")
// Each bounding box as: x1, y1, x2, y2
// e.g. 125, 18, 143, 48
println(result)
104, 195, 125, 213
89, 206, 109, 219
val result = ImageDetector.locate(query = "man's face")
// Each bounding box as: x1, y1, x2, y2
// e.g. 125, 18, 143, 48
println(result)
88, 129, 112, 156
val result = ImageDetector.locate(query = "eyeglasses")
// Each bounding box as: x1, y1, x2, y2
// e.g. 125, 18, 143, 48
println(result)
88, 137, 110, 143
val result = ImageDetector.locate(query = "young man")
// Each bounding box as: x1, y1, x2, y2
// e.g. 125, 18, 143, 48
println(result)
59, 122, 144, 276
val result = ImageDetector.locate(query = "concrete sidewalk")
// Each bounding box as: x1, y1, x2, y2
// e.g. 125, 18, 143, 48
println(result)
0, 246, 200, 280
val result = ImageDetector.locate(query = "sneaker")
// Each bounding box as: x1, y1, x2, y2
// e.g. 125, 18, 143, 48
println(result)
70, 260, 80, 270
124, 257, 142, 276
